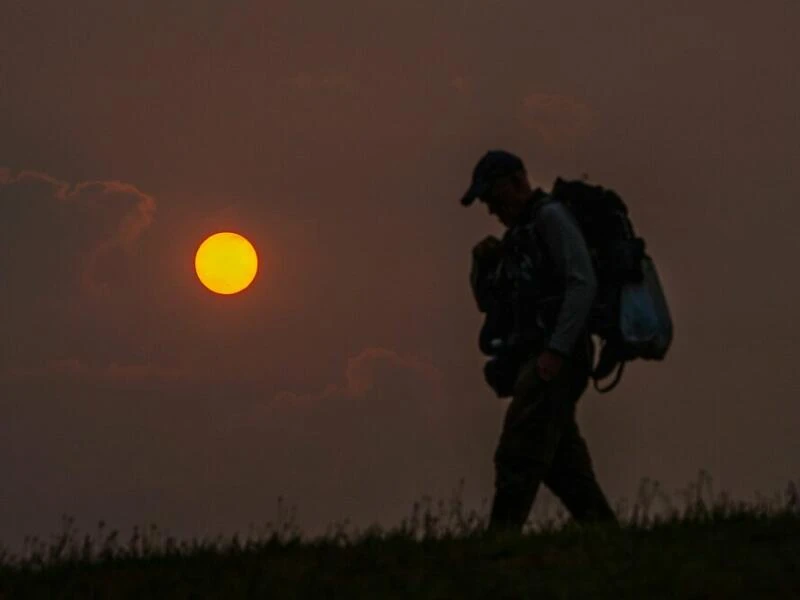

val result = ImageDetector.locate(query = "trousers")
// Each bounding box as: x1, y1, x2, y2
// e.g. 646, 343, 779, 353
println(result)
488, 334, 617, 532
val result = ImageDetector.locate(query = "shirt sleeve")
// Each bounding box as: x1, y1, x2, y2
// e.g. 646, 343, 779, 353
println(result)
534, 202, 597, 357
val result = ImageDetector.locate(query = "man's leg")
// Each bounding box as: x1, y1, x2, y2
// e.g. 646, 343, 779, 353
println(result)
544, 411, 618, 524
488, 351, 578, 534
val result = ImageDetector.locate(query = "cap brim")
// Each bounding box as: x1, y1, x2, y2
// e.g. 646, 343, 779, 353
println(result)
460, 180, 488, 206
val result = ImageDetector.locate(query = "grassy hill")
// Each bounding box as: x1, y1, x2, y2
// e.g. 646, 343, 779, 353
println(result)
2, 476, 798, 599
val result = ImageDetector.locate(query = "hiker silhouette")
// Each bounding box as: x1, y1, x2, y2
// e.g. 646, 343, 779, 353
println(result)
461, 150, 618, 532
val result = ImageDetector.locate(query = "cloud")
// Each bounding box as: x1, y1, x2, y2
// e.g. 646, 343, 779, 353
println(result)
281, 346, 441, 401
0, 167, 159, 372
226, 346, 460, 534
520, 92, 595, 146
0, 168, 156, 296
267, 346, 447, 433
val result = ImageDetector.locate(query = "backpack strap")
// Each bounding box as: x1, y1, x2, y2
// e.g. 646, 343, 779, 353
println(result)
593, 361, 625, 393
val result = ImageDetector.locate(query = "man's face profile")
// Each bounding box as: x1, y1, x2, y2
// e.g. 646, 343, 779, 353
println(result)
481, 173, 527, 227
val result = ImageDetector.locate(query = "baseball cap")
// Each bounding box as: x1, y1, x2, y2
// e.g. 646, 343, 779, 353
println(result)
460, 150, 525, 206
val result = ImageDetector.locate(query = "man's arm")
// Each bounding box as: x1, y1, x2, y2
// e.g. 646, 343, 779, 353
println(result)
534, 202, 597, 357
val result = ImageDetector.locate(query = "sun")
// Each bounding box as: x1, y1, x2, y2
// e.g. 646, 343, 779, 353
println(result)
195, 232, 258, 295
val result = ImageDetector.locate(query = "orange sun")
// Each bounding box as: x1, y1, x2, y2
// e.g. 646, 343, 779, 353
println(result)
195, 232, 258, 295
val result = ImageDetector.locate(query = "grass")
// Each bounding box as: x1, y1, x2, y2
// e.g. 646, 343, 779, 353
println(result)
1, 471, 798, 599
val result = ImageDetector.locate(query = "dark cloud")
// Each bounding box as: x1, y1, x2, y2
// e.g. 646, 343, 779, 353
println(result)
0, 169, 155, 295
230, 346, 457, 534
0, 169, 158, 371
0, 346, 465, 546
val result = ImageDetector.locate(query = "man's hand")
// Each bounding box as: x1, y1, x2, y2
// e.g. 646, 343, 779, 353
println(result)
536, 350, 564, 382
472, 235, 502, 261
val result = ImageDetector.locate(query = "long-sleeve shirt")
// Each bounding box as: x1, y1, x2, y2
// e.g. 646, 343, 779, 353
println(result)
532, 199, 597, 357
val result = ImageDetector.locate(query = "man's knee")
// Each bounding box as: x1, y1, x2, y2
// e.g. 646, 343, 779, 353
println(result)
494, 442, 553, 494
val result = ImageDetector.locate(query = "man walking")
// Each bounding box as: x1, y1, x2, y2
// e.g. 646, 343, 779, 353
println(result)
461, 150, 617, 533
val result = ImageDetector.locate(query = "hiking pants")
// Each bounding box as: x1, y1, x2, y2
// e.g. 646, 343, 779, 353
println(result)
488, 336, 617, 532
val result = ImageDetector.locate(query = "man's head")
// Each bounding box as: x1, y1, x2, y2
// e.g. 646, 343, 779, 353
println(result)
460, 150, 533, 227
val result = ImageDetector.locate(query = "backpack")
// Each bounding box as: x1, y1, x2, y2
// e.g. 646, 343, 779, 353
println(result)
470, 179, 673, 395
547, 177, 673, 392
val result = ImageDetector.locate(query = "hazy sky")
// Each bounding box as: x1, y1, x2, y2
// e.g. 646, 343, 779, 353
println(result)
1, 0, 799, 548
